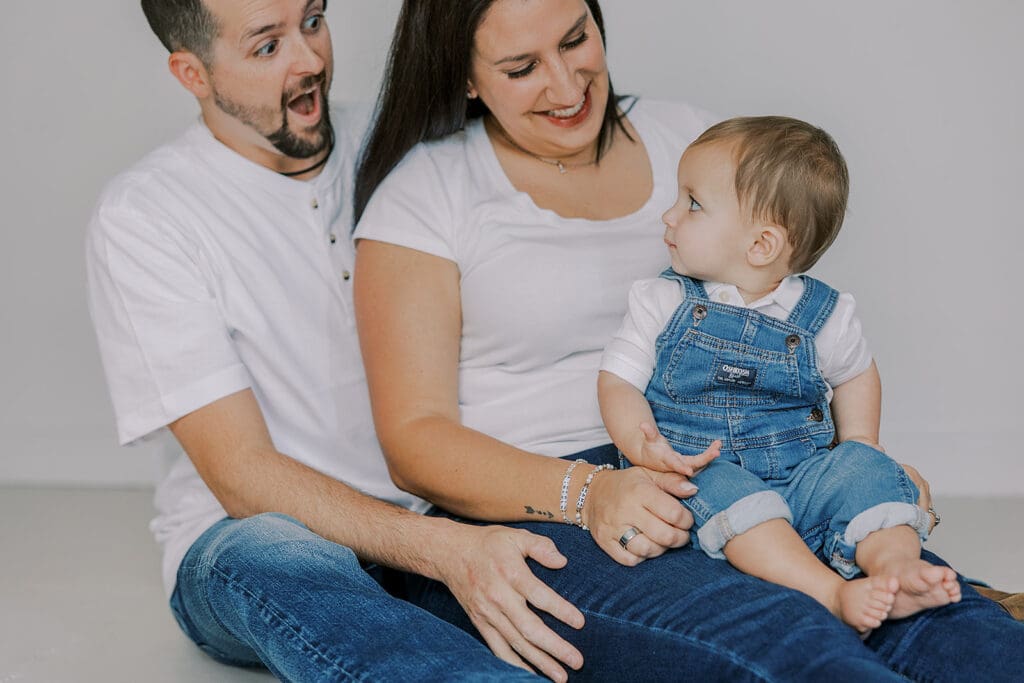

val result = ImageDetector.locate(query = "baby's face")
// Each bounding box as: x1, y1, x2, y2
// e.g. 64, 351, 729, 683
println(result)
662, 142, 753, 282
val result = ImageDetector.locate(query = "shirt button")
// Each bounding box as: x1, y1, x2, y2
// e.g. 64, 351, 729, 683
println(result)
342, 270, 352, 281
329, 233, 337, 244
311, 198, 319, 209
718, 291, 730, 303
808, 408, 824, 422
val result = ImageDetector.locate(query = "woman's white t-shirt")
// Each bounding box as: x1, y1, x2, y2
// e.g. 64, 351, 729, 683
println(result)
355, 100, 715, 456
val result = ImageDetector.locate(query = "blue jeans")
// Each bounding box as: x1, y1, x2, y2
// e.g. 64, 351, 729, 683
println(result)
683, 440, 929, 578
405, 445, 1024, 682
169, 512, 539, 681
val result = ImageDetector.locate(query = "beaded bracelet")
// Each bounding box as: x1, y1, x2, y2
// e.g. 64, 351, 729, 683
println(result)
559, 459, 587, 525
575, 464, 615, 530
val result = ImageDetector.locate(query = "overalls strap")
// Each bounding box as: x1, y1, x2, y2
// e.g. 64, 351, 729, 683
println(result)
785, 276, 840, 335
657, 269, 708, 301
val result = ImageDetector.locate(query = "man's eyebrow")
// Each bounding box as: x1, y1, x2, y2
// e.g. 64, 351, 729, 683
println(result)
493, 12, 588, 65
240, 0, 322, 45
241, 22, 283, 44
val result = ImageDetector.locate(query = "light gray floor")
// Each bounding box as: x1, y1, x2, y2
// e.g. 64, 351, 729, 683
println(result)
1, 487, 1021, 682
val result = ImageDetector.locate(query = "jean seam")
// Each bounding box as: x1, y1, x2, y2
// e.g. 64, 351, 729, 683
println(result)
578, 607, 774, 682
207, 562, 356, 682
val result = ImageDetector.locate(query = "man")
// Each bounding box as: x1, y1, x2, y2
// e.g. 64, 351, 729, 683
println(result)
86, 1, 586, 680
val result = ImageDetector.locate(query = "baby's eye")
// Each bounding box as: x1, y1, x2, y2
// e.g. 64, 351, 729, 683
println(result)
689, 196, 702, 211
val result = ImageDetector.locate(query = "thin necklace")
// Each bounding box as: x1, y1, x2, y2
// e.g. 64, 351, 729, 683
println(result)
493, 123, 597, 175
279, 128, 335, 178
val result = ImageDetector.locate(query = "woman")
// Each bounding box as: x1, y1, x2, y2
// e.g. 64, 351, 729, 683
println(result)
353, 0, 1024, 680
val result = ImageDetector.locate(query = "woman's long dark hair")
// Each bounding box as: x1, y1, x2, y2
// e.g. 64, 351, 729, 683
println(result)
353, 0, 629, 225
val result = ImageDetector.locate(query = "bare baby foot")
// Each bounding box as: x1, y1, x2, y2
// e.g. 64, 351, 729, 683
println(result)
888, 560, 961, 619
836, 575, 898, 633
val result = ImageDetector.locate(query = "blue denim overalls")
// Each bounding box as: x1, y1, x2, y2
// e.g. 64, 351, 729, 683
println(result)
645, 271, 928, 577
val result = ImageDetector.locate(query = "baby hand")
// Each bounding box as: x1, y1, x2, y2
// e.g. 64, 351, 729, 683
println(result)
637, 422, 720, 476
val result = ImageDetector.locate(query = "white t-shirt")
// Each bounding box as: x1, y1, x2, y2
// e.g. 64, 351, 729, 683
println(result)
354, 100, 716, 456
86, 105, 427, 597
600, 276, 873, 397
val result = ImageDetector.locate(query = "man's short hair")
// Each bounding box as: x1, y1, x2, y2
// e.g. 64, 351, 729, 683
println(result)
691, 116, 850, 274
141, 0, 221, 65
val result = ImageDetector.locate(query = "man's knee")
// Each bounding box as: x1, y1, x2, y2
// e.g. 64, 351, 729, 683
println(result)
204, 512, 361, 582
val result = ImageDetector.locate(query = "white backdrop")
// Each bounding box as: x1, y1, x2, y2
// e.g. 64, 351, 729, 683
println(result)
1, 1, 1020, 494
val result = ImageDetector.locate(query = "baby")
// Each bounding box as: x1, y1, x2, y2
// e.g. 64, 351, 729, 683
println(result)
598, 116, 960, 632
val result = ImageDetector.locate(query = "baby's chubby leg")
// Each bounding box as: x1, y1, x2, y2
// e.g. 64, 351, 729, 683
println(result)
855, 525, 961, 619
724, 519, 896, 632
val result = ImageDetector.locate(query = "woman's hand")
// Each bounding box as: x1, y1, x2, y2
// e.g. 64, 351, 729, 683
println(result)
901, 462, 937, 531
580, 466, 701, 566
434, 522, 585, 682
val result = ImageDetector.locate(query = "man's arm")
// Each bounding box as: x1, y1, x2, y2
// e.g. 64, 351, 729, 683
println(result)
169, 388, 585, 681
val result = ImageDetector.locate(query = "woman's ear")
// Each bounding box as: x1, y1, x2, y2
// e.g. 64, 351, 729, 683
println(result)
747, 225, 790, 268
168, 51, 212, 99
466, 81, 478, 99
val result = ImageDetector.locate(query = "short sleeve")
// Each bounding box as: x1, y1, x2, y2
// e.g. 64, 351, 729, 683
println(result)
353, 143, 459, 262
86, 201, 250, 445
600, 278, 682, 391
816, 292, 873, 388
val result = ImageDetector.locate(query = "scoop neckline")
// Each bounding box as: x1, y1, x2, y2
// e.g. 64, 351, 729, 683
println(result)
469, 99, 669, 226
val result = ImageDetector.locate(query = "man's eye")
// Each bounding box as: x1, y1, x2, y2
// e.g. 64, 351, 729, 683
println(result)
303, 14, 323, 31
689, 196, 702, 211
255, 40, 279, 57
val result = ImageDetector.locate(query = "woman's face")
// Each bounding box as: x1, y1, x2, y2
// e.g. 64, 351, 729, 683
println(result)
469, 0, 609, 162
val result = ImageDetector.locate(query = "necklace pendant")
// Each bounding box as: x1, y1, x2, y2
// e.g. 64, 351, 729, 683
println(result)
556, 161, 567, 174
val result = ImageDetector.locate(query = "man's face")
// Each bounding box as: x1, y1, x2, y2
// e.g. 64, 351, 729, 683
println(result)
203, 0, 334, 159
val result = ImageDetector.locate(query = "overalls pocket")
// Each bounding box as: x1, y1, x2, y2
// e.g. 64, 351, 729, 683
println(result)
662, 329, 801, 407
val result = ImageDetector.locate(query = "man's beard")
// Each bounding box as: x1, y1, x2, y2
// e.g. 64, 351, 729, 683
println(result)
213, 73, 333, 160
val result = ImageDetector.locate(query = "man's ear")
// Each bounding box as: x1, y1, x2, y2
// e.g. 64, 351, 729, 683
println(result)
168, 51, 212, 99
747, 225, 789, 268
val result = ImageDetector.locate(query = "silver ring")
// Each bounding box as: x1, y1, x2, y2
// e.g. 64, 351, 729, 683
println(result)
618, 526, 643, 549
928, 505, 941, 529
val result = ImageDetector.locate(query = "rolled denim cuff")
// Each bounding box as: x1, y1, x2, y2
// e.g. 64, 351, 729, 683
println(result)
828, 502, 930, 578
696, 491, 792, 559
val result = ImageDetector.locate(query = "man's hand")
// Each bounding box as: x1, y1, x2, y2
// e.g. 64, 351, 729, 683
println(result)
434, 522, 584, 682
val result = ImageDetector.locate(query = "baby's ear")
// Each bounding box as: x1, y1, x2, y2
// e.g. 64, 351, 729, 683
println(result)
747, 225, 790, 268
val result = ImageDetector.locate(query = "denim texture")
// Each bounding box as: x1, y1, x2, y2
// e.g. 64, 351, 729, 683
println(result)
170, 512, 539, 682
645, 272, 927, 575
406, 445, 1024, 682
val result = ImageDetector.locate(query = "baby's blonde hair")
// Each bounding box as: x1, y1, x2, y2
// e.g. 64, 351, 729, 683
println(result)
691, 116, 849, 273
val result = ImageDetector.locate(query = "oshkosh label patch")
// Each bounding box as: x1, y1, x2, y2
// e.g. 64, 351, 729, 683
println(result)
715, 363, 757, 387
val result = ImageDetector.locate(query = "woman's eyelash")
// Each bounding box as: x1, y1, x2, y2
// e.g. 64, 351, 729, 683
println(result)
563, 32, 588, 50
505, 33, 589, 79
507, 63, 537, 80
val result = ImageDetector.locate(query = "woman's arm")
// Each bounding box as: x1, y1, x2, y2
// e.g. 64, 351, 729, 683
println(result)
354, 239, 572, 522
354, 239, 701, 563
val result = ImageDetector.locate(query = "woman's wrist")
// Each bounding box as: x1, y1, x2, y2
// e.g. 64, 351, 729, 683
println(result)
575, 464, 616, 531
